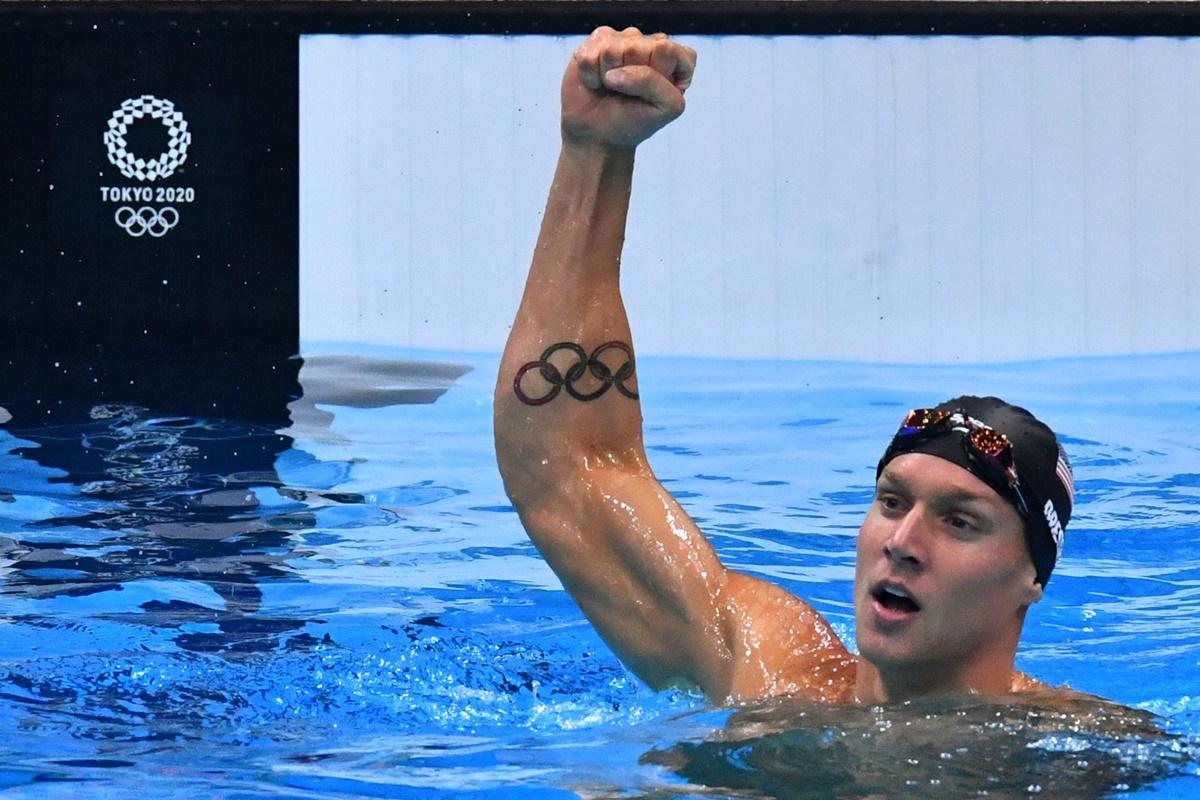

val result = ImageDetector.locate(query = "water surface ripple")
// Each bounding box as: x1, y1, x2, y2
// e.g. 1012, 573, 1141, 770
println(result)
1, 350, 1198, 798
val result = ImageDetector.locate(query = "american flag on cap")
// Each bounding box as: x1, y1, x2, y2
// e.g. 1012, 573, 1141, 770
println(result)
1055, 443, 1075, 508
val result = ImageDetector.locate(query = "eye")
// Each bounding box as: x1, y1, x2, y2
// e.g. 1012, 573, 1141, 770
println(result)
946, 514, 976, 532
877, 493, 905, 514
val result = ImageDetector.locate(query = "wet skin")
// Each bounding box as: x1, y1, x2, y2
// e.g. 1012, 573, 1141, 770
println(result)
496, 26, 1058, 706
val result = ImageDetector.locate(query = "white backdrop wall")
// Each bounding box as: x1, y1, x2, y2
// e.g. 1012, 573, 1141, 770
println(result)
300, 34, 1200, 362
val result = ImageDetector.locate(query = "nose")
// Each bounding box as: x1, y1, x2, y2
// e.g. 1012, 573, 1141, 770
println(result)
883, 507, 926, 568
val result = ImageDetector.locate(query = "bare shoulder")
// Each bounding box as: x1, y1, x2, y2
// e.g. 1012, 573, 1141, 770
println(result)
1012, 671, 1103, 701
719, 571, 857, 703
1012, 671, 1113, 707
1011, 671, 1055, 693
1011, 673, 1166, 737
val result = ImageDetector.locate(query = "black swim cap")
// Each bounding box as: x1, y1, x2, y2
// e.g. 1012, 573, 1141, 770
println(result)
876, 396, 1074, 586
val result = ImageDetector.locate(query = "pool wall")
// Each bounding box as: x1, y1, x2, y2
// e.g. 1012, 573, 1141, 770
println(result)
301, 33, 1200, 363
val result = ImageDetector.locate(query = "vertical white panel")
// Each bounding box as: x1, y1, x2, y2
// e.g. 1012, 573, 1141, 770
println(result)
926, 38, 984, 361
406, 37, 464, 350
821, 37, 882, 361
868, 38, 899, 362
658, 37, 725, 358
877, 38, 933, 362
773, 37, 827, 362
1130, 38, 1189, 354
1081, 38, 1135, 354
1185, 42, 1200, 351
300, 36, 363, 343
353, 37, 412, 346
718, 36, 778, 358
458, 37, 517, 352
978, 38, 1035, 363
1028, 39, 1087, 359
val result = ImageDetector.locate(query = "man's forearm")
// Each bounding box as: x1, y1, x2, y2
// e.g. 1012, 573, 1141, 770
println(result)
495, 24, 694, 482
527, 142, 635, 295
495, 141, 647, 490
491, 29, 739, 698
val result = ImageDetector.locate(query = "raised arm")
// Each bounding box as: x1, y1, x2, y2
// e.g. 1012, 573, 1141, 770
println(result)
494, 27, 850, 702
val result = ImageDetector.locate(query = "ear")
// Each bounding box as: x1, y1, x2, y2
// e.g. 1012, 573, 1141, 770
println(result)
1020, 576, 1044, 607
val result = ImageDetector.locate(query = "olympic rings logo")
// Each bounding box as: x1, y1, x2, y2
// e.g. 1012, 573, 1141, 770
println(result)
103, 95, 191, 182
513, 341, 638, 406
115, 206, 180, 238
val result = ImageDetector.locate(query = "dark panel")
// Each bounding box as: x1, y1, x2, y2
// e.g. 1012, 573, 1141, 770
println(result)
0, 17, 299, 426
8, 2, 1200, 37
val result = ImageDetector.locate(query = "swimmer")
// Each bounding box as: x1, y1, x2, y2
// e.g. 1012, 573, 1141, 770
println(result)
494, 27, 1081, 706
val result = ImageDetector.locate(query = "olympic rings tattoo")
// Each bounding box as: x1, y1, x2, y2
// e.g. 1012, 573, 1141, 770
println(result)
513, 341, 638, 406
115, 205, 180, 238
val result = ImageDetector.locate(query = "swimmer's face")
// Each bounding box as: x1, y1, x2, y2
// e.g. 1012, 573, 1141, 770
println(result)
853, 452, 1043, 691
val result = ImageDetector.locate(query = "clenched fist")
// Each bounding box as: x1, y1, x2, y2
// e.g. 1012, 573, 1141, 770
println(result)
561, 26, 697, 150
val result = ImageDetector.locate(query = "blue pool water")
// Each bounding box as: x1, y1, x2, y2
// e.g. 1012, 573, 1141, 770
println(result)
1, 346, 1198, 798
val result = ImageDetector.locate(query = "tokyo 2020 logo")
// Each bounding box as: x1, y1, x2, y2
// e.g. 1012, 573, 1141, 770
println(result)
100, 94, 196, 238
103, 95, 191, 181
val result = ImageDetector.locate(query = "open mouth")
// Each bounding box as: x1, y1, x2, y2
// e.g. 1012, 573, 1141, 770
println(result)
871, 582, 921, 614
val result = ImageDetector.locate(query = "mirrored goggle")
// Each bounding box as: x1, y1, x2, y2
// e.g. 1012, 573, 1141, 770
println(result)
891, 408, 1031, 517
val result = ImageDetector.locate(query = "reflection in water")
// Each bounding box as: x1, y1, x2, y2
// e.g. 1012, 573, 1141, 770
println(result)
3, 405, 314, 654
286, 355, 473, 443
644, 693, 1190, 799
0, 355, 474, 656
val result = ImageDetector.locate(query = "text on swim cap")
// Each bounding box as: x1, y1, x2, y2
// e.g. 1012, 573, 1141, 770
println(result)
1043, 499, 1064, 559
